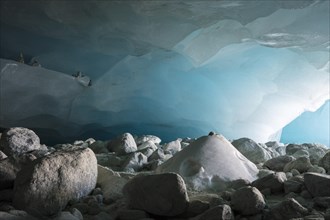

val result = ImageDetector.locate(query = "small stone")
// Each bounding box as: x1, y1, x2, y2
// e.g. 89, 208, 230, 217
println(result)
284, 180, 303, 194
231, 186, 266, 215
163, 139, 181, 155
264, 155, 295, 171
122, 152, 147, 171
284, 157, 313, 173
252, 172, 287, 193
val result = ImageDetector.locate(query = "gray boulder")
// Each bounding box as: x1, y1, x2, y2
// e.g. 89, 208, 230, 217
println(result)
303, 143, 327, 165
252, 172, 287, 193
97, 165, 127, 201
286, 144, 308, 155
231, 137, 272, 164
197, 204, 233, 220
0, 158, 19, 190
283, 157, 313, 173
123, 173, 189, 216
0, 127, 40, 157
284, 179, 303, 194
268, 198, 309, 220
148, 148, 166, 161
0, 150, 7, 160
13, 147, 97, 217
135, 135, 161, 145
163, 139, 181, 155
304, 172, 330, 197
231, 186, 266, 215
264, 155, 295, 171
319, 151, 330, 172
107, 133, 137, 155
122, 152, 148, 172
137, 141, 158, 151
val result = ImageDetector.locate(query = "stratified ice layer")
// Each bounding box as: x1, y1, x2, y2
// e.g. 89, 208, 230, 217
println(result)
0, 1, 329, 145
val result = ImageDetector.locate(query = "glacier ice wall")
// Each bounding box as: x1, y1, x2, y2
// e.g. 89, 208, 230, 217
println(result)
0, 1, 329, 145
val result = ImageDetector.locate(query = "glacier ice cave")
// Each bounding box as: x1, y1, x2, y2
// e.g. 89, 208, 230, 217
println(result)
0, 0, 329, 146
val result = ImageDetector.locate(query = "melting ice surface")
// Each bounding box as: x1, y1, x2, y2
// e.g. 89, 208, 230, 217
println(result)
0, 1, 329, 145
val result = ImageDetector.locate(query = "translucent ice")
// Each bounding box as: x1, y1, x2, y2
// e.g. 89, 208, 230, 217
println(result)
0, 1, 329, 144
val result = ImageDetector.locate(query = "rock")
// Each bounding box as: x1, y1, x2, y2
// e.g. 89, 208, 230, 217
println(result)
97, 165, 127, 201
304, 172, 330, 197
96, 154, 123, 168
292, 149, 310, 159
148, 148, 166, 161
139, 147, 155, 158
227, 179, 250, 190
0, 150, 7, 160
197, 204, 233, 220
283, 157, 313, 173
284, 179, 303, 194
13, 147, 97, 217
122, 152, 147, 172
123, 173, 189, 216
163, 139, 181, 155
116, 209, 149, 220
268, 198, 309, 220
319, 152, 330, 172
313, 197, 330, 209
0, 158, 20, 190
307, 165, 326, 174
0, 189, 13, 202
264, 155, 295, 171
304, 143, 327, 165
0, 210, 38, 220
181, 200, 210, 218
286, 144, 308, 155
258, 169, 275, 178
89, 140, 109, 154
135, 135, 161, 145
291, 169, 300, 176
0, 127, 40, 157
231, 137, 272, 164
231, 186, 266, 215
137, 141, 158, 151
252, 172, 287, 193
107, 133, 137, 155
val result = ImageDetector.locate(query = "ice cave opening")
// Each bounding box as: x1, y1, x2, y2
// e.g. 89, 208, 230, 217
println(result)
0, 0, 329, 146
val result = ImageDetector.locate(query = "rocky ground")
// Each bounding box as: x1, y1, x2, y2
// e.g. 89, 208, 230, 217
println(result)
0, 127, 329, 220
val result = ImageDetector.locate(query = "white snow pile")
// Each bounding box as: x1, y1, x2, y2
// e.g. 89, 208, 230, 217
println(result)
156, 134, 259, 190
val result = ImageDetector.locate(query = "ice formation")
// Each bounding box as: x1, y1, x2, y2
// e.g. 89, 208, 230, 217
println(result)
0, 1, 329, 145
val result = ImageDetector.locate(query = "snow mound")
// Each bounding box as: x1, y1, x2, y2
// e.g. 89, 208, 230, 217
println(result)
156, 135, 258, 190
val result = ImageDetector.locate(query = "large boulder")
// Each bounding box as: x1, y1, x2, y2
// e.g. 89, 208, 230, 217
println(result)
107, 133, 137, 155
0, 127, 40, 157
123, 173, 189, 216
231, 186, 266, 216
264, 155, 295, 171
157, 135, 258, 189
304, 172, 330, 197
13, 147, 97, 217
231, 137, 272, 164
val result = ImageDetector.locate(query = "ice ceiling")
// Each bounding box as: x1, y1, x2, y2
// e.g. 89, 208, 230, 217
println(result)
0, 0, 329, 145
